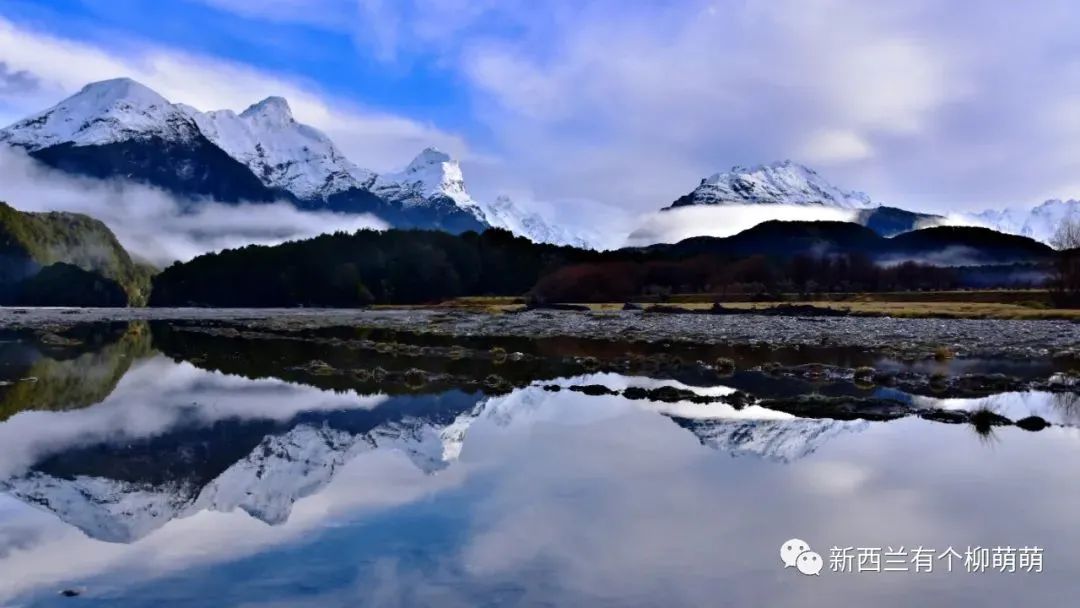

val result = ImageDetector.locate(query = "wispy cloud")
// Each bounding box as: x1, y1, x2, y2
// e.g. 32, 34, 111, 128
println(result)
0, 147, 386, 265
625, 204, 858, 247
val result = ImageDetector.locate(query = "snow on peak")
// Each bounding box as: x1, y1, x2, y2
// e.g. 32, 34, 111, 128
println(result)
671, 160, 874, 209
76, 77, 170, 107
240, 96, 294, 123
191, 98, 373, 201
0, 78, 372, 201
480, 195, 595, 248
0, 77, 198, 149
409, 146, 453, 167
373, 147, 477, 210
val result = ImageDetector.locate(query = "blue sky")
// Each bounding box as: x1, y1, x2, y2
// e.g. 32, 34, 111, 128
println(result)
2, 0, 1080, 222
0, 0, 476, 133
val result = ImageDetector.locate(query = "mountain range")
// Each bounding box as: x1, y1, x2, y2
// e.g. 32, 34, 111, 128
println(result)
0, 78, 588, 247
0, 77, 1075, 251
661, 160, 1077, 245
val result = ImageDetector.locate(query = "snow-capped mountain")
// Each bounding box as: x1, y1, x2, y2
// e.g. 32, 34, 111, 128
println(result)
0, 79, 366, 204
0, 78, 198, 148
0, 78, 277, 203
372, 147, 486, 223
183, 96, 374, 201
971, 199, 1080, 247
481, 195, 594, 248
668, 160, 874, 209
370, 151, 592, 246
375, 148, 475, 210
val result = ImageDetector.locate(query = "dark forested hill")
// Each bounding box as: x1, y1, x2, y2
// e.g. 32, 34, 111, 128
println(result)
149, 220, 1059, 307
149, 228, 595, 307
0, 202, 155, 306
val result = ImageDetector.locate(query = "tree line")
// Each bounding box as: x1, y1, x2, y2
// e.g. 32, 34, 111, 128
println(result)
149, 227, 1053, 307
149, 228, 596, 307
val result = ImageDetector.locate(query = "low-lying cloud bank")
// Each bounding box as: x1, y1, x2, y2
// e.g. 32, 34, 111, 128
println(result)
0, 147, 386, 266
624, 204, 859, 247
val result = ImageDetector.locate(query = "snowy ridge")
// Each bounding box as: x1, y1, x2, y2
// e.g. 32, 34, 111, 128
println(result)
670, 160, 874, 209
971, 199, 1080, 246
0, 78, 200, 149
184, 97, 374, 201
481, 195, 594, 248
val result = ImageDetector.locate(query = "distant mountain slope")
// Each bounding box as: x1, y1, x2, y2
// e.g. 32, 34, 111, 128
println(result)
886, 226, 1054, 264
0, 201, 154, 304
972, 199, 1080, 246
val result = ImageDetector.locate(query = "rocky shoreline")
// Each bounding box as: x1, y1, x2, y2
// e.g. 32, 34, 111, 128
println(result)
2, 307, 1079, 361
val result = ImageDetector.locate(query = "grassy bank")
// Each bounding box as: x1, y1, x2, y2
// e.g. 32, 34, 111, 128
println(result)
434, 292, 1080, 319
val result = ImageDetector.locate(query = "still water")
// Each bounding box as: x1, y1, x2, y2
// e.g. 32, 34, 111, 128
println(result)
0, 323, 1078, 607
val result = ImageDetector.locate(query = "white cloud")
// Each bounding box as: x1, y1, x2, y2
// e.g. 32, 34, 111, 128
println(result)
799, 129, 874, 165
453, 0, 1080, 213
625, 204, 858, 247
0, 147, 386, 265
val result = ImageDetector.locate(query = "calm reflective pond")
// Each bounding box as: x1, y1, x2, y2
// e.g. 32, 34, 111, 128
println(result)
0, 322, 1078, 607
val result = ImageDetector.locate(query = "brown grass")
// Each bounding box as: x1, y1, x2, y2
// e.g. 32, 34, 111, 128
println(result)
423, 292, 1080, 319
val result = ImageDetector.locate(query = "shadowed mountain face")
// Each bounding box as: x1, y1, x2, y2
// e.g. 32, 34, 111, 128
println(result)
28, 137, 289, 204
855, 206, 943, 237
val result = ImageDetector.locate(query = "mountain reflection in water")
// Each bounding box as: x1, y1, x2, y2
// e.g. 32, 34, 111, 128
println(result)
0, 321, 1078, 607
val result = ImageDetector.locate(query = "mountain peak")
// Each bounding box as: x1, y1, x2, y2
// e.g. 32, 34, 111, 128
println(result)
240, 96, 294, 123
408, 147, 454, 169
671, 160, 873, 209
0, 77, 194, 150
75, 77, 169, 106
374, 147, 472, 209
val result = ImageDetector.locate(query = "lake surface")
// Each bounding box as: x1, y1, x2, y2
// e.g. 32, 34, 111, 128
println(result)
0, 321, 1078, 607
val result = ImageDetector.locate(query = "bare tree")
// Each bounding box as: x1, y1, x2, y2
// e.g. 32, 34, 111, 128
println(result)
1051, 213, 1080, 250
1050, 214, 1080, 307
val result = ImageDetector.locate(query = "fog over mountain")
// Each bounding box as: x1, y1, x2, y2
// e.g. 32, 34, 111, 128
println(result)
0, 146, 386, 265
0, 79, 589, 254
